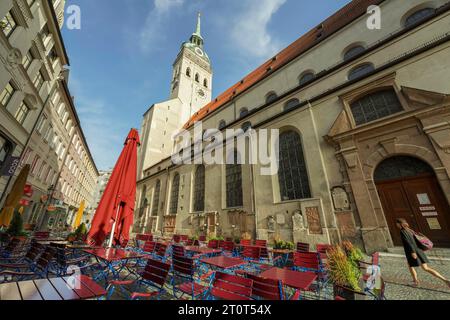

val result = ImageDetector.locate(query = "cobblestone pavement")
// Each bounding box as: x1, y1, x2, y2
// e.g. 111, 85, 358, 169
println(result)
380, 255, 450, 300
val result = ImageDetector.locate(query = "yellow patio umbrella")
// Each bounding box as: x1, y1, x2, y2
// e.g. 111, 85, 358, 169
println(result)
0, 164, 30, 227
73, 200, 85, 229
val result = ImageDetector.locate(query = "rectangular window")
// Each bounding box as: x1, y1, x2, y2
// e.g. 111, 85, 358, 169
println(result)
31, 155, 40, 175
1, 11, 17, 38
21, 147, 32, 165
33, 71, 45, 92
36, 114, 47, 134
44, 167, 52, 183
44, 125, 53, 142
39, 161, 46, 179
0, 134, 14, 169
22, 50, 34, 70
40, 24, 50, 43
0, 82, 15, 107
14, 102, 30, 125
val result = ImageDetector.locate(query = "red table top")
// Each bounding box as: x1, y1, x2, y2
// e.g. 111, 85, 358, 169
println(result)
0, 275, 105, 300
83, 248, 147, 262
259, 267, 317, 291
200, 256, 247, 269
185, 246, 222, 255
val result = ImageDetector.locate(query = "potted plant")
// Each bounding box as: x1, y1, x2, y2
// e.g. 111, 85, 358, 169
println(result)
327, 245, 366, 300
66, 223, 88, 243
6, 209, 29, 241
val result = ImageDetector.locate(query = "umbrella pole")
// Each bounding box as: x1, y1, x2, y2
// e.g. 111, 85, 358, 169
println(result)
108, 205, 121, 248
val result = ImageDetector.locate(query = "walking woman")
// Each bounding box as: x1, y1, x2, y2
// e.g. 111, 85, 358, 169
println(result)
396, 218, 450, 288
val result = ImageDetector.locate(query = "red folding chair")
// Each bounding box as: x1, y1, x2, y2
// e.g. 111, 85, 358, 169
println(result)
220, 241, 235, 257
173, 235, 181, 243
297, 242, 310, 253
237, 246, 271, 275
316, 244, 332, 261
142, 241, 156, 254
186, 239, 194, 246
246, 274, 284, 300
292, 251, 327, 297
107, 258, 171, 300
172, 245, 185, 258
255, 240, 267, 247
209, 272, 253, 300
240, 239, 252, 246
180, 235, 189, 243
153, 243, 168, 262
207, 240, 219, 249
170, 255, 209, 299
199, 235, 207, 242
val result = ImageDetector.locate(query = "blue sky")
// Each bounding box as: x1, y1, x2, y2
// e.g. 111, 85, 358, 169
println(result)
62, 0, 351, 170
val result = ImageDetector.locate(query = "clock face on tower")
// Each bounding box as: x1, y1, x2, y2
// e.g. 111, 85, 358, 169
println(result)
195, 47, 204, 57
197, 88, 206, 99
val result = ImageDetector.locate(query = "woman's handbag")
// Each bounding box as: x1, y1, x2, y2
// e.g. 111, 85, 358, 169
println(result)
412, 231, 433, 251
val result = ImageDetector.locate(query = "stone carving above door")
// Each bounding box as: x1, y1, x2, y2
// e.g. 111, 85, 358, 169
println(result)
401, 86, 450, 109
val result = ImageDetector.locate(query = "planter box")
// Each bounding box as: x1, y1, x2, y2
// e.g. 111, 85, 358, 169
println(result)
333, 285, 367, 300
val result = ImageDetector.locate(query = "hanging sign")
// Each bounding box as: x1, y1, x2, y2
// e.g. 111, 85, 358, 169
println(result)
0, 156, 20, 177
24, 184, 33, 197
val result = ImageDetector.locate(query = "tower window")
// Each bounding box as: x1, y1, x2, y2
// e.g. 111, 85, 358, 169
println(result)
195, 73, 200, 82
239, 108, 249, 118
299, 72, 315, 85
203, 78, 208, 88
186, 68, 191, 77
343, 45, 365, 61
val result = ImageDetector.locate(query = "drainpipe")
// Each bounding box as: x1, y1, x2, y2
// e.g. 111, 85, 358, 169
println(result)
250, 163, 258, 240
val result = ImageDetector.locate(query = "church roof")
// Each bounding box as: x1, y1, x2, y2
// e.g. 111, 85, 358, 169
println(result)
183, 0, 385, 129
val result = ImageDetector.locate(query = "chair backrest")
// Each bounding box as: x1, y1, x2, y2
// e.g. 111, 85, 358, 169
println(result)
186, 239, 194, 246
297, 242, 310, 253
211, 272, 253, 300
173, 235, 181, 243
155, 243, 167, 258
218, 240, 225, 248
240, 239, 252, 246
255, 240, 267, 247
34, 231, 50, 240
193, 239, 200, 246
180, 235, 189, 242
143, 241, 156, 253
26, 243, 45, 261
242, 246, 261, 260
316, 244, 332, 255
372, 252, 380, 266
246, 274, 282, 300
4, 238, 22, 252
293, 252, 320, 271
260, 247, 269, 259
172, 255, 194, 278
220, 241, 234, 252
198, 235, 206, 242
142, 258, 171, 289
172, 245, 185, 257
36, 247, 56, 271
208, 240, 219, 249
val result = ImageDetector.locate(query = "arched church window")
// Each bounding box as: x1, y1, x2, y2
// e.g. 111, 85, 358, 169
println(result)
299, 72, 315, 85
374, 156, 433, 182
278, 130, 311, 201
169, 173, 180, 214
218, 120, 226, 130
226, 151, 243, 208
193, 165, 205, 212
284, 98, 300, 111
151, 180, 161, 216
347, 63, 374, 81
266, 92, 278, 104
186, 68, 191, 77
404, 8, 434, 28
350, 89, 403, 126
239, 108, 249, 118
343, 45, 365, 61
195, 73, 200, 82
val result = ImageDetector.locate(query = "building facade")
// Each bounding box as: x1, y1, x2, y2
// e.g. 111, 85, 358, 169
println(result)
0, 0, 98, 231
135, 0, 450, 253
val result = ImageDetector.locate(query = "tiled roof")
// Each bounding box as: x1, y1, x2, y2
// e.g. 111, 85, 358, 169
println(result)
184, 0, 385, 129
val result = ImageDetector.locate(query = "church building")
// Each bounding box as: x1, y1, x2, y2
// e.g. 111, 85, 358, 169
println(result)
135, 0, 450, 254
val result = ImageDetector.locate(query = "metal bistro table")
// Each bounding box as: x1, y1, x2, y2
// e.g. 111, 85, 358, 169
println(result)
0, 275, 106, 300
83, 248, 149, 282
200, 256, 248, 274
259, 267, 317, 299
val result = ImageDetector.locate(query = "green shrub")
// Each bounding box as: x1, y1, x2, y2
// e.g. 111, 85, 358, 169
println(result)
327, 245, 362, 292
273, 240, 294, 250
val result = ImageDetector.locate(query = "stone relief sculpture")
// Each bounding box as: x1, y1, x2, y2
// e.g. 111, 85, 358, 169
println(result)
267, 215, 276, 233
292, 210, 305, 231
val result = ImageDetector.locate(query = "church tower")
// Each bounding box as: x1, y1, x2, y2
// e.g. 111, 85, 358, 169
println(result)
138, 13, 213, 178
170, 13, 213, 125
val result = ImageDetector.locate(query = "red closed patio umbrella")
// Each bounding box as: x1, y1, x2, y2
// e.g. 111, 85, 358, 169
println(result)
87, 129, 140, 247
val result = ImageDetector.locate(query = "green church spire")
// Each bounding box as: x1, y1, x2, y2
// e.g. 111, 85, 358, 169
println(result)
189, 12, 204, 48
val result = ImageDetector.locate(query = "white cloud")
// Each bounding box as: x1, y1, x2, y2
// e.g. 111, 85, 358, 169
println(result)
140, 0, 185, 52
230, 0, 286, 58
